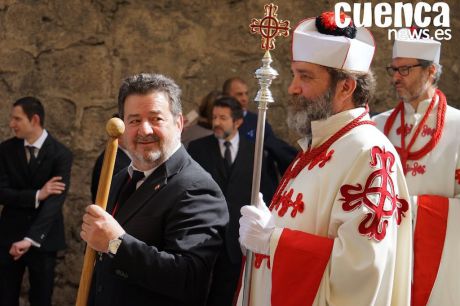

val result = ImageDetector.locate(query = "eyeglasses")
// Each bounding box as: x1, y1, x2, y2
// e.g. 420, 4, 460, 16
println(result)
386, 64, 422, 77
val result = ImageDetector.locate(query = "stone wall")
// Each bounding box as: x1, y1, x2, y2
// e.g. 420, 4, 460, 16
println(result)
0, 1, 458, 305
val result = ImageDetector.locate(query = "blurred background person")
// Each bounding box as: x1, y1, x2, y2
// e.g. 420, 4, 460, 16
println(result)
223, 77, 298, 191
0, 97, 73, 306
188, 96, 276, 306
181, 90, 221, 147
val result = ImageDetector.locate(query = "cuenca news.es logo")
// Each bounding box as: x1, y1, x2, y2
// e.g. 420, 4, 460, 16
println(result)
334, 2, 452, 41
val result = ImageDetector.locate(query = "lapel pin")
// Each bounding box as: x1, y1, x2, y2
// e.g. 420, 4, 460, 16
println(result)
154, 184, 160, 190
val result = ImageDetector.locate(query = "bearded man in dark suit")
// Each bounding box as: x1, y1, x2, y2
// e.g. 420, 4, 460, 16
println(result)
81, 73, 228, 306
222, 77, 298, 187
0, 96, 73, 306
188, 96, 276, 306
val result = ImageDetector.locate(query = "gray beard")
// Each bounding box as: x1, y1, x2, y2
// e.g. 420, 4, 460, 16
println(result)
130, 134, 179, 170
393, 78, 430, 104
132, 150, 162, 168
286, 88, 334, 138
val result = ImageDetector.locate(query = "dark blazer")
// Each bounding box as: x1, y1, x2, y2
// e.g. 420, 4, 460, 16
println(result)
240, 110, 297, 181
89, 146, 228, 306
188, 135, 276, 264
91, 148, 131, 202
0, 134, 73, 251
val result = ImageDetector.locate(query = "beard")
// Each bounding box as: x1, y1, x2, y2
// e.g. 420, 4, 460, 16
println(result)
286, 87, 334, 138
130, 133, 177, 169
393, 77, 431, 104
213, 126, 232, 139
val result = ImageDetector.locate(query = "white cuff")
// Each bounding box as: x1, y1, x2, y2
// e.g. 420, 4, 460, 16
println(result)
34, 191, 40, 209
24, 237, 41, 248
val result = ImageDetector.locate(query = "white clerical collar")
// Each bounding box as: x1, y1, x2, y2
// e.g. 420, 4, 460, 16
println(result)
403, 94, 439, 115
24, 129, 48, 149
306, 107, 368, 149
297, 137, 311, 152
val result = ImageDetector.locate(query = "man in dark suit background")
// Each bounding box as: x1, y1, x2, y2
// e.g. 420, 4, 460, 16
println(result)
223, 77, 298, 186
0, 97, 73, 306
188, 96, 276, 306
80, 73, 228, 306
90, 114, 131, 202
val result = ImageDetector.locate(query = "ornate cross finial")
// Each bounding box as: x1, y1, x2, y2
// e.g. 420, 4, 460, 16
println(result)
249, 3, 291, 51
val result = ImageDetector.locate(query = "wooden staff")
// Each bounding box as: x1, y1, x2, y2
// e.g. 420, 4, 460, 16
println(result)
75, 117, 125, 306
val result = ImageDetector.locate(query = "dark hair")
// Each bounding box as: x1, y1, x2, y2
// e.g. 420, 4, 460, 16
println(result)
198, 90, 222, 128
418, 59, 442, 86
326, 67, 376, 108
13, 96, 45, 126
118, 73, 182, 119
213, 96, 244, 121
222, 77, 247, 95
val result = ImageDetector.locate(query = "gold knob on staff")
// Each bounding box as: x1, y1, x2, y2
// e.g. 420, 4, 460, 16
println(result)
76, 117, 125, 306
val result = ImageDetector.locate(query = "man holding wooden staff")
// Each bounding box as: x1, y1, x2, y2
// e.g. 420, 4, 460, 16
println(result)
80, 73, 228, 306
237, 11, 412, 306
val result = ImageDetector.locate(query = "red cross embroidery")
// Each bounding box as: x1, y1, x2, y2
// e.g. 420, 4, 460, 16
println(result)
271, 188, 304, 217
308, 149, 334, 170
421, 125, 435, 137
406, 162, 426, 176
269, 149, 333, 214
340, 146, 409, 241
396, 123, 413, 136
456, 169, 460, 184
249, 3, 290, 51
254, 253, 270, 269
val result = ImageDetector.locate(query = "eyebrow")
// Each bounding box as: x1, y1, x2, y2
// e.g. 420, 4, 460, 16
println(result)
292, 68, 315, 75
126, 111, 163, 117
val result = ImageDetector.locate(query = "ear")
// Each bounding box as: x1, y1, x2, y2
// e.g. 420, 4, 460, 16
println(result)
175, 114, 184, 132
427, 64, 436, 83
333, 78, 357, 112
235, 118, 243, 129
30, 114, 41, 127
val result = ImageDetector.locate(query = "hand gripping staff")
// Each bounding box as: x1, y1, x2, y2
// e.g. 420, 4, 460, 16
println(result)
243, 4, 290, 306
75, 117, 125, 306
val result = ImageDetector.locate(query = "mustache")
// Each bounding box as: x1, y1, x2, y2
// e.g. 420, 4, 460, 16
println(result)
135, 134, 160, 143
213, 126, 231, 139
290, 94, 308, 107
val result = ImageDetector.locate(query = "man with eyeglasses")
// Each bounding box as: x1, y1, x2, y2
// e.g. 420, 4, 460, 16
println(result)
374, 29, 460, 306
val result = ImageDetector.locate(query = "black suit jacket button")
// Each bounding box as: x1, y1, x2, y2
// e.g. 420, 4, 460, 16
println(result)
97, 285, 103, 293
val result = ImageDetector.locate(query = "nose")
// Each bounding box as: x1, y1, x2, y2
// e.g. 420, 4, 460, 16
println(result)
392, 73, 402, 85
9, 119, 15, 128
242, 93, 249, 104
288, 77, 301, 95
138, 120, 154, 136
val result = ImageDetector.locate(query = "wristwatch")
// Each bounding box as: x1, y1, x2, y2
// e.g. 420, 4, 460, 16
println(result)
108, 235, 124, 257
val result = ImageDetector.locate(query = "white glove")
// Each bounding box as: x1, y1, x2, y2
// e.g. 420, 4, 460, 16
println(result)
239, 193, 275, 255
